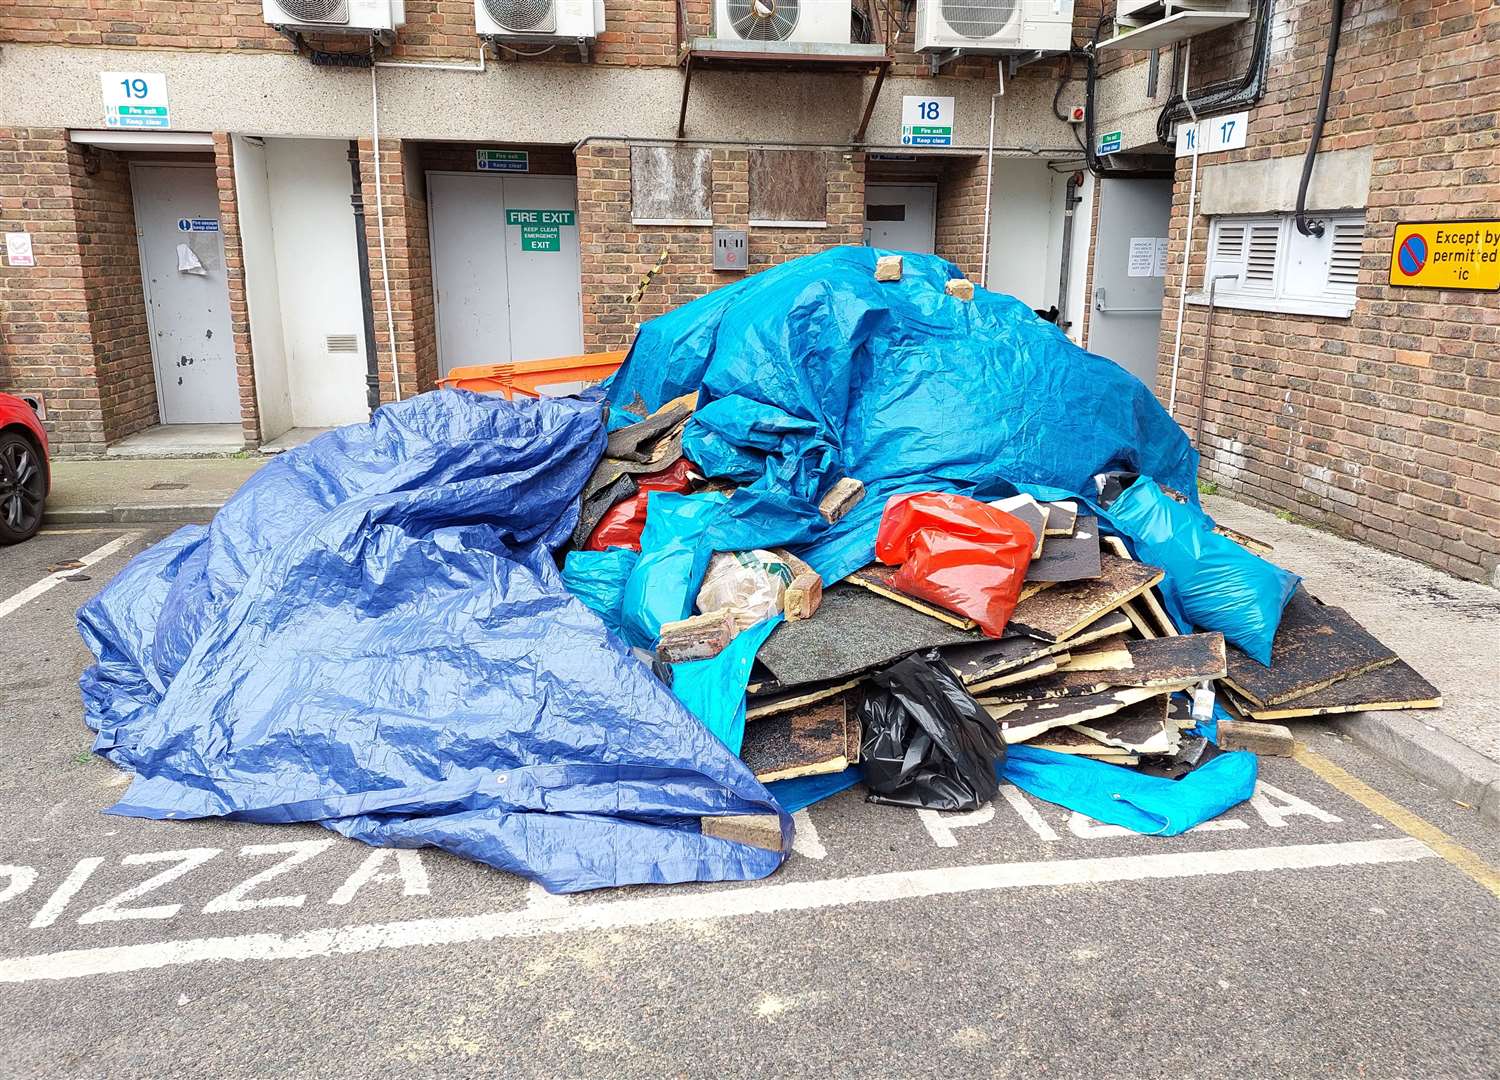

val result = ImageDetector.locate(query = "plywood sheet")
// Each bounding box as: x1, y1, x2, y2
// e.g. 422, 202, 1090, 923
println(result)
1222, 589, 1398, 706
983, 685, 1171, 744
1229, 659, 1441, 719
740, 695, 850, 783
756, 582, 981, 686
1006, 555, 1164, 643
1025, 515, 1102, 583
846, 563, 977, 630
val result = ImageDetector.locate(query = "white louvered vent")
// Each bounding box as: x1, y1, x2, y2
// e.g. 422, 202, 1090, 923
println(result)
326, 333, 359, 354
1212, 222, 1246, 262
1327, 220, 1364, 291
1244, 223, 1279, 288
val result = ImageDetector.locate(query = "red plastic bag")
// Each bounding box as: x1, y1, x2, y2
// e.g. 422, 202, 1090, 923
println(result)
874, 492, 1034, 637
586, 458, 697, 551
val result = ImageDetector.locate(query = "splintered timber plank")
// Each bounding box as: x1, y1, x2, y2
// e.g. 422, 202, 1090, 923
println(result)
1006, 555, 1164, 644
745, 677, 861, 721
983, 685, 1173, 745
1070, 695, 1177, 755
1024, 515, 1102, 583
739, 695, 851, 783
940, 635, 1056, 686
756, 583, 981, 686
1222, 589, 1399, 706
967, 654, 1062, 694
846, 563, 978, 631
1230, 659, 1441, 720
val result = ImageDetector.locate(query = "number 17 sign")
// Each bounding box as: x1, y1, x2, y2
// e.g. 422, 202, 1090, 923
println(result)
901, 96, 955, 147
101, 72, 171, 130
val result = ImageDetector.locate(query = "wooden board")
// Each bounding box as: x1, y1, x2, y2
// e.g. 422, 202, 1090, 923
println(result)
745, 677, 860, 721
1100, 535, 1178, 636
1226, 659, 1441, 720
1029, 725, 1137, 758
740, 695, 851, 783
1025, 515, 1102, 583
967, 655, 1062, 694
1041, 501, 1078, 537
982, 684, 1173, 744
991, 494, 1048, 559
846, 563, 978, 630
1006, 555, 1164, 643
1056, 636, 1133, 672
1222, 589, 1398, 706
1118, 599, 1159, 639
940, 635, 1056, 686
1070, 695, 1177, 755
1052, 612, 1133, 650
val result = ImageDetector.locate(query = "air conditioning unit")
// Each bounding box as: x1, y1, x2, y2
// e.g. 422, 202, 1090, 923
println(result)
713, 0, 853, 45
476, 0, 605, 37
262, 0, 405, 34
915, 0, 1074, 53
1099, 0, 1250, 51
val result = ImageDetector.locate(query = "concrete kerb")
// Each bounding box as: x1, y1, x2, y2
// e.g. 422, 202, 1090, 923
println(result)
43, 505, 220, 527
1335, 713, 1500, 827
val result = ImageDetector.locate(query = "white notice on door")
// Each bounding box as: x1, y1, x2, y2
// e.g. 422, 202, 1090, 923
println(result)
1152, 237, 1170, 277
1127, 237, 1156, 277
4, 232, 34, 267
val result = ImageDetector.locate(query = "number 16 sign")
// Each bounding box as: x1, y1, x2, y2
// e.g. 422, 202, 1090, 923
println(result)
101, 72, 171, 130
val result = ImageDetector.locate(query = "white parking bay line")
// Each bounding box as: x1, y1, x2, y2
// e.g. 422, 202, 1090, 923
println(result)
0, 533, 140, 621
0, 838, 1435, 984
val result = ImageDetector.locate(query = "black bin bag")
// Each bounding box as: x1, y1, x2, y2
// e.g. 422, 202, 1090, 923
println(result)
859, 651, 1005, 811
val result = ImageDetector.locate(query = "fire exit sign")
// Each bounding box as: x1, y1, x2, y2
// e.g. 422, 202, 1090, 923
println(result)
506, 208, 574, 253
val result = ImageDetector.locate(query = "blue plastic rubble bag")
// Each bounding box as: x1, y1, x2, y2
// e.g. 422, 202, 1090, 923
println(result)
561, 547, 639, 639
77, 391, 791, 894
605, 247, 1200, 590
669, 617, 780, 754
1102, 479, 1300, 665
1001, 744, 1258, 835
618, 490, 727, 648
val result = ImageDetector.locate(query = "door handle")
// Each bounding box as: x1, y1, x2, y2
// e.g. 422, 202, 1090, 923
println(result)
1094, 288, 1161, 315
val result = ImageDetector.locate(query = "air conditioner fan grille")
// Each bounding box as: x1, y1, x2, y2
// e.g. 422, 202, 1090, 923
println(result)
938, 0, 1019, 38
484, 0, 555, 32
724, 0, 800, 41
274, 0, 350, 23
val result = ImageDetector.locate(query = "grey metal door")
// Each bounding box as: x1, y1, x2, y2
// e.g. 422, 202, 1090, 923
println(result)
863, 183, 937, 254
429, 171, 583, 377
1087, 178, 1172, 387
132, 163, 239, 424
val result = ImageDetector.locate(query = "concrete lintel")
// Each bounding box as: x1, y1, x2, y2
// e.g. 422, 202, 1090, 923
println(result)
1198, 148, 1375, 217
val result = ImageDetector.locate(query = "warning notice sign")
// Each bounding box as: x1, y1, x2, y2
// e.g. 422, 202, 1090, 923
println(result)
1388, 220, 1500, 290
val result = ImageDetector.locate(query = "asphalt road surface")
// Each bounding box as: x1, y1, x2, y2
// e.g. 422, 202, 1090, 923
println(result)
2, 525, 1498, 1079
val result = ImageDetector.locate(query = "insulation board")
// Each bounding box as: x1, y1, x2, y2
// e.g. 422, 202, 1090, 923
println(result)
1025, 515, 1102, 583
846, 563, 978, 630
1226, 659, 1441, 720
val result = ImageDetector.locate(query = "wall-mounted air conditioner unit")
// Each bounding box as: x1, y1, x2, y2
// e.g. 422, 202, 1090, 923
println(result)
476, 0, 604, 38
713, 0, 853, 45
915, 0, 1074, 53
263, 0, 405, 34
1098, 0, 1250, 52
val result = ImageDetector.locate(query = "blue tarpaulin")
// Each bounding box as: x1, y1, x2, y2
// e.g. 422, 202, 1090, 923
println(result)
78, 392, 790, 893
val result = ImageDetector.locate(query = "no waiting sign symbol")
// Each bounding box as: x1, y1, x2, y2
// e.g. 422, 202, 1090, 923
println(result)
1397, 233, 1427, 277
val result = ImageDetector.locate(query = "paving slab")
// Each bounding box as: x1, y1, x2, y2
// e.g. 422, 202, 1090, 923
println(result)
44, 456, 264, 526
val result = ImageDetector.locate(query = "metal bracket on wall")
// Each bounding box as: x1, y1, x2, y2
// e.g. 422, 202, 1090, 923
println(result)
927, 48, 961, 75
1006, 50, 1047, 78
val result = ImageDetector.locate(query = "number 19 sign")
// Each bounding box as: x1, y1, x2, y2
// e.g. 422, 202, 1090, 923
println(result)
901, 96, 954, 147
101, 72, 171, 130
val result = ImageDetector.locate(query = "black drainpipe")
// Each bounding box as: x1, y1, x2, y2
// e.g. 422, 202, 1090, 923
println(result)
1295, 0, 1348, 237
347, 140, 382, 415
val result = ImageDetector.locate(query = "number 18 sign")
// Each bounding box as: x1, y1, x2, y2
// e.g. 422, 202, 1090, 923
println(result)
901, 96, 954, 147
101, 72, 171, 130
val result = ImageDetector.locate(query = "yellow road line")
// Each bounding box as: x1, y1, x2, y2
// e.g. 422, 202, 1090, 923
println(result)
1293, 744, 1500, 900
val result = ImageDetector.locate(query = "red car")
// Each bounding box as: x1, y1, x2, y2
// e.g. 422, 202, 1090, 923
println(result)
0, 392, 49, 544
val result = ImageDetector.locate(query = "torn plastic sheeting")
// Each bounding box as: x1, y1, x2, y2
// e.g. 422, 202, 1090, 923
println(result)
77, 391, 790, 894
605, 246, 1199, 590
586, 457, 697, 552
670, 617, 780, 755
767, 765, 862, 814
1001, 744, 1258, 835
561, 546, 639, 640
874, 491, 1033, 637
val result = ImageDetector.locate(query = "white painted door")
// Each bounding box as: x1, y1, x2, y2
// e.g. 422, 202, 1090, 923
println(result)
1087, 178, 1172, 387
428, 172, 584, 377
132, 164, 239, 424
863, 183, 937, 254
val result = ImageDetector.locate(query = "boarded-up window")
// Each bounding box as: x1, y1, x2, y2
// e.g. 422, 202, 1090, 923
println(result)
749, 150, 827, 226
631, 145, 713, 225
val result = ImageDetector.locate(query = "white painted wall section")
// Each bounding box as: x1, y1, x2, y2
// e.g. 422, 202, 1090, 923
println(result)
983, 158, 1057, 311
232, 135, 292, 441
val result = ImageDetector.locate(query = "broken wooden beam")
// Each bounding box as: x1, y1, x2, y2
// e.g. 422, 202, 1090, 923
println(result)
656, 609, 736, 664
1215, 719, 1296, 757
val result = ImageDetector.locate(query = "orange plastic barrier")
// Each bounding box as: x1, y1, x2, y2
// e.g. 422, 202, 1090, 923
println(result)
437, 350, 627, 399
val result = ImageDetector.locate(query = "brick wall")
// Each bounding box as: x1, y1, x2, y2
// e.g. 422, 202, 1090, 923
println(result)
932, 156, 986, 279
213, 133, 260, 446
576, 143, 864, 352
71, 145, 157, 443
1156, 0, 1500, 585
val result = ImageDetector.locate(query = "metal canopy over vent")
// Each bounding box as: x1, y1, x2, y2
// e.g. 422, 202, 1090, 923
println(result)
274, 0, 350, 23
483, 0, 556, 32
936, 0, 1017, 38
724, 0, 800, 41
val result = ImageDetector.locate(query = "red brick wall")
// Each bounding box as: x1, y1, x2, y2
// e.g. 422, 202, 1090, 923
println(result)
932, 156, 986, 279
1156, 0, 1500, 584
576, 143, 865, 352
71, 145, 157, 443
0, 128, 108, 456
214, 133, 260, 446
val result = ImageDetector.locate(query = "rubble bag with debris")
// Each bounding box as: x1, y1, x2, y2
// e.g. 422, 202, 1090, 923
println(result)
76, 391, 791, 894
586, 457, 697, 552
859, 652, 1005, 811
1103, 478, 1300, 666
696, 549, 795, 633
619, 490, 729, 649
1001, 743, 1258, 835
875, 492, 1034, 637
603, 246, 1198, 586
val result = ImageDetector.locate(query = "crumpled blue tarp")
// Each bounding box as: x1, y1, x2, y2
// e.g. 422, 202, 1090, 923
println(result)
77, 391, 790, 893
604, 246, 1200, 627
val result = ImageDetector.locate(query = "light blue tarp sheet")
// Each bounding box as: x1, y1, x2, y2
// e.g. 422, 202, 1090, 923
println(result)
78, 392, 790, 893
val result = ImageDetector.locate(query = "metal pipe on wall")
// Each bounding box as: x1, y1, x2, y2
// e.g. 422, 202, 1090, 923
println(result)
347, 140, 383, 415
1055, 170, 1082, 333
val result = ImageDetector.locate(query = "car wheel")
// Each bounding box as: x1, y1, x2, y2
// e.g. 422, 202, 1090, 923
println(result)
0, 430, 46, 544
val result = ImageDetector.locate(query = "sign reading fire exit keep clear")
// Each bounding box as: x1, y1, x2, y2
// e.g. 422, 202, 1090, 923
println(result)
506, 208, 575, 253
